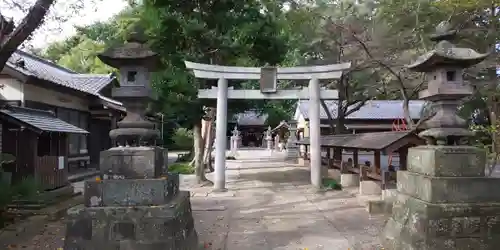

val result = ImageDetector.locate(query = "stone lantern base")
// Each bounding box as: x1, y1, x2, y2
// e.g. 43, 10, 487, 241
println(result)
99, 146, 168, 179
64, 175, 198, 250
382, 146, 500, 249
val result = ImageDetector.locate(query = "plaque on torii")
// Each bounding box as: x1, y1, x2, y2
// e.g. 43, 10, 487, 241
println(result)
260, 65, 277, 93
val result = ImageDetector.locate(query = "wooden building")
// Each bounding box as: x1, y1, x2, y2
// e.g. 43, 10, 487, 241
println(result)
0, 105, 88, 190
0, 50, 124, 175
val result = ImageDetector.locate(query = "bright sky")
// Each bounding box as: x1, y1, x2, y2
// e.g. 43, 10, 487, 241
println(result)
0, 0, 128, 49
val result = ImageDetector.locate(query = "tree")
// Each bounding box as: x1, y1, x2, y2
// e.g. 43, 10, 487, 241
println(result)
41, 6, 140, 73
0, 0, 56, 68
141, 0, 291, 184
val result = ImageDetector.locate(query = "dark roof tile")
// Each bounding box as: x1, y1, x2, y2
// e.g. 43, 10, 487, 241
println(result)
297, 131, 420, 151
0, 106, 89, 134
7, 50, 115, 95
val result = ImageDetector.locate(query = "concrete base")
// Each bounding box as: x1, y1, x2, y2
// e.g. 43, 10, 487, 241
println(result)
100, 146, 167, 179
340, 173, 359, 187
298, 158, 310, 167
367, 188, 397, 215
64, 191, 198, 250
359, 180, 382, 195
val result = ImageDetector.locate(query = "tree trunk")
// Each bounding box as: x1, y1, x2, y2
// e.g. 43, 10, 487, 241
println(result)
203, 122, 215, 172
0, 0, 56, 68
320, 100, 335, 134
192, 121, 209, 184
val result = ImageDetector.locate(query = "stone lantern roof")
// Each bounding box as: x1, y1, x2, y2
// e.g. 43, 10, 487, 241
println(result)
407, 21, 489, 72
97, 32, 160, 70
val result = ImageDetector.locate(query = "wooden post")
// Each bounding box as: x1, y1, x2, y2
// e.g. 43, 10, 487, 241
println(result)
374, 150, 381, 175
360, 164, 368, 181
340, 160, 349, 174
399, 147, 408, 171
353, 149, 359, 168
382, 170, 391, 190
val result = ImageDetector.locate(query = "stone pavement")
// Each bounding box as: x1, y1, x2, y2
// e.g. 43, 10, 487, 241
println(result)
188, 149, 386, 250
1, 149, 385, 250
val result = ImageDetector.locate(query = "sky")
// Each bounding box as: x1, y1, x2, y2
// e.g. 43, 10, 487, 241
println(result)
0, 0, 128, 49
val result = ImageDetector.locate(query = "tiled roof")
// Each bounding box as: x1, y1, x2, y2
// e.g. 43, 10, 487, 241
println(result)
234, 110, 268, 126
0, 106, 89, 134
6, 50, 115, 96
296, 100, 427, 120
297, 131, 423, 151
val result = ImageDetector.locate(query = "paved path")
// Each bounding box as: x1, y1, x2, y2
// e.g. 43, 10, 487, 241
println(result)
2, 149, 385, 250
188, 149, 385, 250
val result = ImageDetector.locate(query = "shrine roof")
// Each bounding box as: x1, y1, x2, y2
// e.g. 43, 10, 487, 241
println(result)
271, 121, 290, 131
295, 100, 426, 121
297, 131, 424, 153
233, 111, 268, 126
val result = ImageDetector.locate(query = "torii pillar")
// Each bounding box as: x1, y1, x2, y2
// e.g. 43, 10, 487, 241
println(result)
186, 62, 350, 191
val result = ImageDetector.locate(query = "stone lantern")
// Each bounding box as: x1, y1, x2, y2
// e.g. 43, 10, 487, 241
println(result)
407, 21, 489, 146
97, 34, 164, 179
382, 21, 500, 250
64, 34, 199, 249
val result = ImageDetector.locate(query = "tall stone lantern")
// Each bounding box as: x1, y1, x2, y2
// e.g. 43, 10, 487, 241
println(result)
382, 21, 500, 249
97, 35, 165, 179
64, 35, 199, 250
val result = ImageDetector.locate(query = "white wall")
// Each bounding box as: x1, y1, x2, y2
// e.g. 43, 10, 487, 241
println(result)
0, 76, 24, 102
0, 75, 89, 111
23, 83, 89, 111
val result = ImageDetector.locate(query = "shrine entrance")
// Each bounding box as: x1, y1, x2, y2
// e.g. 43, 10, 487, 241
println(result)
185, 61, 351, 191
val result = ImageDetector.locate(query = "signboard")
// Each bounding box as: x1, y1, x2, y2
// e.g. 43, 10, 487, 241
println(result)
260, 66, 277, 93
58, 156, 65, 170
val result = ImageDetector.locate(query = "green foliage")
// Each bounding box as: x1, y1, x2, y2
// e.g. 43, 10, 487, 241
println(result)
322, 177, 342, 190
141, 0, 292, 126
0, 155, 40, 213
41, 7, 141, 74
0, 153, 15, 165
11, 177, 41, 200
168, 163, 194, 174
172, 128, 193, 151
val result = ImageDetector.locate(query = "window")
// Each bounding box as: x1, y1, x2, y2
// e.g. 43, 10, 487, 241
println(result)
56, 108, 90, 156
67, 110, 80, 155
446, 71, 455, 81
127, 71, 137, 82
79, 115, 88, 154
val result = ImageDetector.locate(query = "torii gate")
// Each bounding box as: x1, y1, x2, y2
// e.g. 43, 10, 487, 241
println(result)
185, 61, 351, 191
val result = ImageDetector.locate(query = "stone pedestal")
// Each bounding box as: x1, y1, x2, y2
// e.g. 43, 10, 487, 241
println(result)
359, 180, 381, 195
64, 174, 198, 250
286, 121, 299, 163
383, 146, 500, 249
340, 174, 359, 187
100, 146, 166, 179
266, 136, 273, 150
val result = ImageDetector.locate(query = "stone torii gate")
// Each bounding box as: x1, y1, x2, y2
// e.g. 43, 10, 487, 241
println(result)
185, 61, 351, 191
